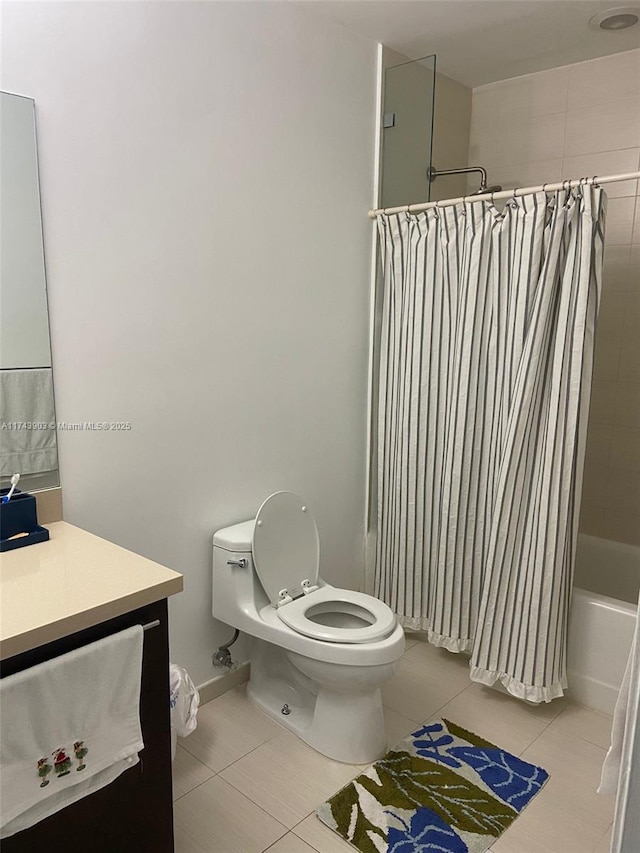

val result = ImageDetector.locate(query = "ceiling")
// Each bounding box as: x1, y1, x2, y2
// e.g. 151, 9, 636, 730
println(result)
296, 0, 640, 87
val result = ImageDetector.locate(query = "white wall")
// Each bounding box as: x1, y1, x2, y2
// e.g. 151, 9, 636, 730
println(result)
469, 49, 640, 547
2, 1, 378, 685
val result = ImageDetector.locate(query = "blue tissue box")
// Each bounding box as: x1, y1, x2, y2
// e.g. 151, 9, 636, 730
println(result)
0, 489, 49, 551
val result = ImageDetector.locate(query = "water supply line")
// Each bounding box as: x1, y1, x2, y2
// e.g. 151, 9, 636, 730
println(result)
212, 628, 240, 669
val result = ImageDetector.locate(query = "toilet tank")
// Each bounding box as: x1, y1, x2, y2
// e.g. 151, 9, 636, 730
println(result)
213, 520, 255, 552
212, 519, 268, 623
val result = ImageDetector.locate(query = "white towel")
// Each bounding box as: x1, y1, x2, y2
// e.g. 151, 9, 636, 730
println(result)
0, 625, 144, 838
0, 368, 58, 475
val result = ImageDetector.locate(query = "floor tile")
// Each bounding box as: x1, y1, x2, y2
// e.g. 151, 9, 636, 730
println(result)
293, 814, 354, 852
493, 727, 614, 853
491, 833, 558, 853
381, 651, 468, 722
172, 744, 216, 801
402, 631, 419, 651
180, 684, 284, 772
264, 832, 319, 852
173, 631, 623, 853
219, 729, 363, 829
480, 681, 569, 724
404, 639, 476, 692
549, 702, 613, 750
383, 704, 423, 747
173, 775, 287, 853
434, 681, 565, 757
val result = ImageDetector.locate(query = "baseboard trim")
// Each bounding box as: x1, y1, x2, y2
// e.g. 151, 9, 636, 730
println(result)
198, 660, 250, 706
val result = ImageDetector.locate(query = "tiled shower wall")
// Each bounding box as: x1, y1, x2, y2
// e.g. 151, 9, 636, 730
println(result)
469, 49, 640, 546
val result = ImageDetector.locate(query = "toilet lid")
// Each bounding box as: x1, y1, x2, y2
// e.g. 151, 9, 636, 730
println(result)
252, 491, 320, 607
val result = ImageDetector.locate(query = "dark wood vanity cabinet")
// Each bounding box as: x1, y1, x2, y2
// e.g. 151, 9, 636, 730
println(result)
0, 599, 174, 853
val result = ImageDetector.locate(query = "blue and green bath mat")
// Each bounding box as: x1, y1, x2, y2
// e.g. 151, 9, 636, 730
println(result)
316, 718, 548, 853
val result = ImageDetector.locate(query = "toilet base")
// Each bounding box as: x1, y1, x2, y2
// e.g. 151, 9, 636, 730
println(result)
247, 638, 391, 764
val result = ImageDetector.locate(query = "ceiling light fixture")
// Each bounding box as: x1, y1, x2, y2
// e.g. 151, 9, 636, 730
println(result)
589, 6, 640, 30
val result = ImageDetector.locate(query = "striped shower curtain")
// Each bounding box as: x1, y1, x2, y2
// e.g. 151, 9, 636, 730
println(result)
374, 186, 605, 702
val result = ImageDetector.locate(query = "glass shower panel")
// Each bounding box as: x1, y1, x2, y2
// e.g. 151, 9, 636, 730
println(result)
380, 55, 436, 210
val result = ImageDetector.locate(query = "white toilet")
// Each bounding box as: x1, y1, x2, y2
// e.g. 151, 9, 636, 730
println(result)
212, 491, 405, 764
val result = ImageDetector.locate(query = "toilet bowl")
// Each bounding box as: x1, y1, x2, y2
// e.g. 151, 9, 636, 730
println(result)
212, 491, 404, 763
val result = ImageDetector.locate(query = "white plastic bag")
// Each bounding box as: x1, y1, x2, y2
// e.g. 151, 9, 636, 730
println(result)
169, 663, 200, 760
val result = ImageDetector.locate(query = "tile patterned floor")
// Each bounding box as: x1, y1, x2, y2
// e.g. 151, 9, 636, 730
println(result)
172, 635, 616, 853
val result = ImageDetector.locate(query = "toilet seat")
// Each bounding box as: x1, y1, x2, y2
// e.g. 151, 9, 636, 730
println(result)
251, 491, 397, 645
276, 586, 397, 644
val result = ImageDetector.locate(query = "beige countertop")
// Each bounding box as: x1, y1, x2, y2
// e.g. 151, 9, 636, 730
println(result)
0, 521, 183, 659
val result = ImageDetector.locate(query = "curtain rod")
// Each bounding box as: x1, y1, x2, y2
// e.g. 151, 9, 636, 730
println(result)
368, 171, 640, 219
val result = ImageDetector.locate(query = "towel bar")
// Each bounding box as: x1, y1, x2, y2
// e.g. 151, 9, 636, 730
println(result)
142, 619, 160, 632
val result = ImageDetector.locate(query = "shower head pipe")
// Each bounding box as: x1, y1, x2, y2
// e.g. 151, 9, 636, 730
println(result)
428, 165, 501, 195
428, 164, 487, 185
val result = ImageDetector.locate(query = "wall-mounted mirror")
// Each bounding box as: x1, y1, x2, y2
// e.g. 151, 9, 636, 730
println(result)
1, 92, 59, 490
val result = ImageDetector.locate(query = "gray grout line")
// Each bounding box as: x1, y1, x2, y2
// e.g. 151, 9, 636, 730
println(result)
529, 701, 614, 755
174, 743, 216, 771
172, 773, 213, 804
516, 697, 573, 752
173, 728, 287, 802
216, 767, 298, 833
174, 771, 291, 840
260, 829, 301, 853
171, 747, 215, 803
181, 717, 287, 773
290, 817, 351, 853
423, 681, 476, 723
515, 716, 559, 758
172, 756, 217, 804
517, 707, 611, 763
290, 821, 325, 853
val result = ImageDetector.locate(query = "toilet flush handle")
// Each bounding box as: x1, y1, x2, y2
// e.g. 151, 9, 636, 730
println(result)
227, 558, 248, 568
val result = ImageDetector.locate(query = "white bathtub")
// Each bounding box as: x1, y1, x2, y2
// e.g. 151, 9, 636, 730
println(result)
567, 535, 640, 715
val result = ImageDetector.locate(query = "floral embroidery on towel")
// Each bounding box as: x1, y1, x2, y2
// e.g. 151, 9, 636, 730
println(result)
36, 757, 52, 787
73, 741, 88, 771
36, 742, 90, 786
